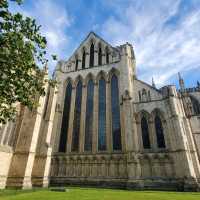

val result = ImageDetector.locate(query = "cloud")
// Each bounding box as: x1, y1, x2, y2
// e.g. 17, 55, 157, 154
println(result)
10, 0, 73, 74
101, 0, 200, 86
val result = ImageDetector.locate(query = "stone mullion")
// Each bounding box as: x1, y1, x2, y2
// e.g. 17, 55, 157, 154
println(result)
66, 87, 76, 153
102, 53, 106, 65
106, 81, 112, 152
94, 50, 98, 66
85, 52, 90, 68
79, 85, 87, 153
149, 119, 156, 150
92, 82, 98, 153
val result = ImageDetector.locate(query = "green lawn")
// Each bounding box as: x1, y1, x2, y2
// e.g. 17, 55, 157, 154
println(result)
0, 188, 200, 200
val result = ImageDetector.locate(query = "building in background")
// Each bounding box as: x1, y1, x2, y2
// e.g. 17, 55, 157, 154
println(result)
0, 32, 200, 191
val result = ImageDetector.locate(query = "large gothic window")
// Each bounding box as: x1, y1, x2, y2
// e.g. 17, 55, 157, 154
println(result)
58, 82, 72, 152
72, 80, 82, 151
141, 116, 151, 149
90, 43, 94, 67
84, 79, 94, 151
111, 75, 122, 150
98, 46, 102, 66
82, 50, 86, 69
190, 96, 200, 115
155, 115, 166, 148
98, 78, 106, 151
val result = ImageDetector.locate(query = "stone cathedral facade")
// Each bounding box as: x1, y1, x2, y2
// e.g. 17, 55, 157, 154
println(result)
0, 32, 200, 191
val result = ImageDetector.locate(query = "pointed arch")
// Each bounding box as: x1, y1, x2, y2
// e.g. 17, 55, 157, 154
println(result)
85, 73, 95, 85
141, 116, 151, 149
98, 77, 107, 151
96, 70, 107, 81
72, 80, 83, 152
111, 74, 122, 150
190, 96, 200, 115
89, 43, 94, 67
154, 112, 166, 148
108, 68, 120, 82
84, 79, 94, 151
59, 81, 72, 152
74, 75, 84, 87
75, 55, 79, 71
105, 46, 109, 64
98, 43, 102, 66
82, 48, 86, 69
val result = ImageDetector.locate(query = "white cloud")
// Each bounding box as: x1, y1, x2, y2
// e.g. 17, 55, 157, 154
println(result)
101, 0, 200, 86
10, 0, 73, 74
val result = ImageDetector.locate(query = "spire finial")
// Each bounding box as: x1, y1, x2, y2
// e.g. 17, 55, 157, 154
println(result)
152, 77, 156, 88
178, 72, 185, 91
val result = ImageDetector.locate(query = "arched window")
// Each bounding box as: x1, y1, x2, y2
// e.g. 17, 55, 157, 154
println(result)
82, 50, 86, 69
59, 82, 72, 152
155, 115, 166, 148
106, 47, 109, 64
84, 79, 94, 151
141, 116, 151, 149
142, 88, 147, 102
98, 78, 106, 151
90, 43, 94, 67
111, 75, 122, 150
190, 96, 200, 115
75, 58, 78, 71
98, 45, 102, 66
72, 80, 82, 152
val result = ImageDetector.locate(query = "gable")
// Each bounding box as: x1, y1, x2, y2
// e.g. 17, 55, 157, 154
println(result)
67, 32, 119, 63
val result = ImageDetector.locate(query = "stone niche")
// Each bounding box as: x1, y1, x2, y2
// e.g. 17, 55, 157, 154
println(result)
50, 152, 176, 189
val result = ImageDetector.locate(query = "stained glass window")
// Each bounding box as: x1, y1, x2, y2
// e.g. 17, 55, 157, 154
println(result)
111, 75, 122, 150
141, 116, 151, 149
72, 80, 82, 151
155, 115, 166, 148
84, 79, 94, 151
59, 83, 72, 152
98, 78, 106, 151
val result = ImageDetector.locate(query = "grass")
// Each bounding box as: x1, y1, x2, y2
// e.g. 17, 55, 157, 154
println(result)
0, 187, 200, 200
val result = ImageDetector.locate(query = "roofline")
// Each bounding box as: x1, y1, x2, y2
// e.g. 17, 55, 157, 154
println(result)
66, 31, 120, 62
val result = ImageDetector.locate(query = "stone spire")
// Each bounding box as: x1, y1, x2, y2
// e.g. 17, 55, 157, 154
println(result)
197, 81, 200, 88
178, 72, 185, 92
152, 77, 156, 88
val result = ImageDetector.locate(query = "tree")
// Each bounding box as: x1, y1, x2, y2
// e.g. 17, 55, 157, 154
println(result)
0, 0, 56, 123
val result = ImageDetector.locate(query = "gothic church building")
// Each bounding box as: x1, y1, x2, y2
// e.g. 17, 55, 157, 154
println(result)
0, 32, 200, 191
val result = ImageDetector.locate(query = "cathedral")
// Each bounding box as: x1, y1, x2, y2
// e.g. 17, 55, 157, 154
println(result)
0, 32, 200, 191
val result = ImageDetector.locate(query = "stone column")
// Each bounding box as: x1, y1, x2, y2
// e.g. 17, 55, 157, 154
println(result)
121, 90, 135, 152
67, 87, 76, 153
92, 81, 98, 153
79, 84, 87, 152
94, 50, 98, 66
41, 87, 58, 187
85, 52, 90, 69
6, 87, 47, 189
78, 59, 82, 70
149, 119, 157, 151
102, 53, 106, 65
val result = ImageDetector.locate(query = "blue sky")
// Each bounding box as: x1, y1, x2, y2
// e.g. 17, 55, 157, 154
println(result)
10, 0, 200, 88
